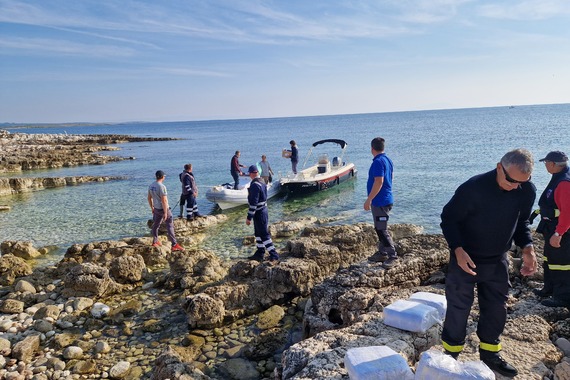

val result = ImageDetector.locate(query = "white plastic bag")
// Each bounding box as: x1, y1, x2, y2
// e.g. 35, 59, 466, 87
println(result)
383, 300, 440, 333
415, 349, 495, 379
408, 292, 447, 320
344, 346, 414, 380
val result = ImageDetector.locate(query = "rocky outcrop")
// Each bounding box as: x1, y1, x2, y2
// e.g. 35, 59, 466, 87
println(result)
0, 176, 125, 196
182, 223, 411, 328
0, 254, 33, 285
0, 130, 179, 173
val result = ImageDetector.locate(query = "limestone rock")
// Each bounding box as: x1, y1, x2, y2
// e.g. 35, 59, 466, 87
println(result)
151, 346, 209, 380
184, 293, 225, 329
165, 249, 228, 292
33, 305, 61, 320
0, 299, 25, 314
109, 254, 146, 283
0, 254, 33, 285
12, 334, 41, 362
0, 241, 41, 259
63, 263, 122, 297
109, 360, 131, 379
256, 305, 285, 330
14, 279, 36, 293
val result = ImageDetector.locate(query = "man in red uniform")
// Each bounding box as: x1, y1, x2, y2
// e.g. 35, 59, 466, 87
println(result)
536, 151, 570, 307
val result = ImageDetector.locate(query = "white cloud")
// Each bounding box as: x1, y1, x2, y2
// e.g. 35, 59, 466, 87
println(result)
478, 0, 570, 20
0, 37, 135, 57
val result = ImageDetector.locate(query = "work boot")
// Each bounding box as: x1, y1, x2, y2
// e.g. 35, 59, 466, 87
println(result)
382, 256, 399, 269
368, 251, 388, 263
532, 287, 553, 297
247, 252, 265, 262
481, 355, 518, 378
541, 297, 570, 308
444, 350, 459, 359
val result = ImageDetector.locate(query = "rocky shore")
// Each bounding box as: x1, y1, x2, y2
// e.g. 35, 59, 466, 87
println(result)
0, 129, 179, 173
1, 216, 570, 380
1, 130, 569, 380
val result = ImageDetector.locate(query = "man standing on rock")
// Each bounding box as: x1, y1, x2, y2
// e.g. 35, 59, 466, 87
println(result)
364, 137, 398, 269
148, 170, 184, 252
179, 163, 201, 221
534, 151, 570, 307
440, 149, 537, 378
245, 165, 279, 265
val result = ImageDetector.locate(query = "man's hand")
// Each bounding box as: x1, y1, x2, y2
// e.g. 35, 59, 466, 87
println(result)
363, 199, 371, 211
246, 219, 251, 226
455, 247, 477, 276
550, 234, 562, 248
520, 245, 537, 276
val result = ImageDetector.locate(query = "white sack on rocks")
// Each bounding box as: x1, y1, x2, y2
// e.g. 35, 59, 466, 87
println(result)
415, 349, 495, 379
344, 346, 414, 380
408, 292, 447, 320
383, 300, 440, 333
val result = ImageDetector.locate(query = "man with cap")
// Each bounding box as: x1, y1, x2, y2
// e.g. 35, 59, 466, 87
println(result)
245, 165, 279, 265
148, 170, 184, 251
535, 151, 570, 307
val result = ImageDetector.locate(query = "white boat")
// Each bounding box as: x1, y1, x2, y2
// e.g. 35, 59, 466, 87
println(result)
205, 179, 282, 210
280, 139, 357, 195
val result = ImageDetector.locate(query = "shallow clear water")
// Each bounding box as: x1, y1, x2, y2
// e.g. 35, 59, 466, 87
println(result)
1, 104, 569, 262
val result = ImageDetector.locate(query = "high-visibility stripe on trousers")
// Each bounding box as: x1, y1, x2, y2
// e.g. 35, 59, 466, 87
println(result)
442, 256, 509, 357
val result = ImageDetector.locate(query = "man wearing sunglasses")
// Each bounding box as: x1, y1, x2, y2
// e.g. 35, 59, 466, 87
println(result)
440, 149, 537, 378
535, 151, 570, 308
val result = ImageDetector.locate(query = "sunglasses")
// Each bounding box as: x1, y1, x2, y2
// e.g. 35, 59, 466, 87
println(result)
501, 165, 530, 184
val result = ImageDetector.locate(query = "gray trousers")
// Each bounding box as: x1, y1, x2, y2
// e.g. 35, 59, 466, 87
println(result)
371, 205, 396, 257
151, 208, 177, 245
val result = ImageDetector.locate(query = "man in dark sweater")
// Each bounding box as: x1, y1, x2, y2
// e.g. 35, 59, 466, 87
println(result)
440, 148, 537, 378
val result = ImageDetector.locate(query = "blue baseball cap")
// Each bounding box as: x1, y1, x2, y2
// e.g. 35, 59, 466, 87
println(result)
539, 151, 568, 163
248, 165, 258, 174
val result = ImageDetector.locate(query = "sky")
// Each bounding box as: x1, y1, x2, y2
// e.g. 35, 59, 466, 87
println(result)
1, 0, 570, 123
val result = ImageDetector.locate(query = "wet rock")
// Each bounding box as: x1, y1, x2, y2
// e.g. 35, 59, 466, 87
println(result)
185, 293, 225, 328
256, 305, 285, 330
215, 358, 260, 380
109, 361, 131, 379
151, 346, 208, 380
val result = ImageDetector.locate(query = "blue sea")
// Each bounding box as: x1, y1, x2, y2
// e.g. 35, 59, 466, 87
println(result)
1, 104, 569, 262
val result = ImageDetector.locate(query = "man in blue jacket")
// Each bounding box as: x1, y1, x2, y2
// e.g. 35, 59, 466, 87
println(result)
440, 149, 537, 378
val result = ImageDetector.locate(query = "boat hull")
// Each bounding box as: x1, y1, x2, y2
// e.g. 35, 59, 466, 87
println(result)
206, 181, 281, 210
281, 165, 357, 195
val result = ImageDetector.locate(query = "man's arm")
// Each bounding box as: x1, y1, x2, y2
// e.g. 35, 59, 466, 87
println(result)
551, 181, 570, 247
147, 191, 154, 212
440, 184, 477, 275
160, 194, 169, 221
363, 177, 384, 211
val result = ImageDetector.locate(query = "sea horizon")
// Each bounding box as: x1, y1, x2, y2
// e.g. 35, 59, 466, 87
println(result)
2, 101, 568, 127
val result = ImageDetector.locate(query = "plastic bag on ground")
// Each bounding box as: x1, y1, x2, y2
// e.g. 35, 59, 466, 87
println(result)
383, 300, 440, 333
415, 349, 495, 379
408, 292, 447, 320
344, 346, 414, 380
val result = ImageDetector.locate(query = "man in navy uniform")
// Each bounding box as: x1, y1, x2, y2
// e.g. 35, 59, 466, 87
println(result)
440, 149, 537, 378
245, 165, 279, 265
179, 163, 201, 221
535, 151, 570, 307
